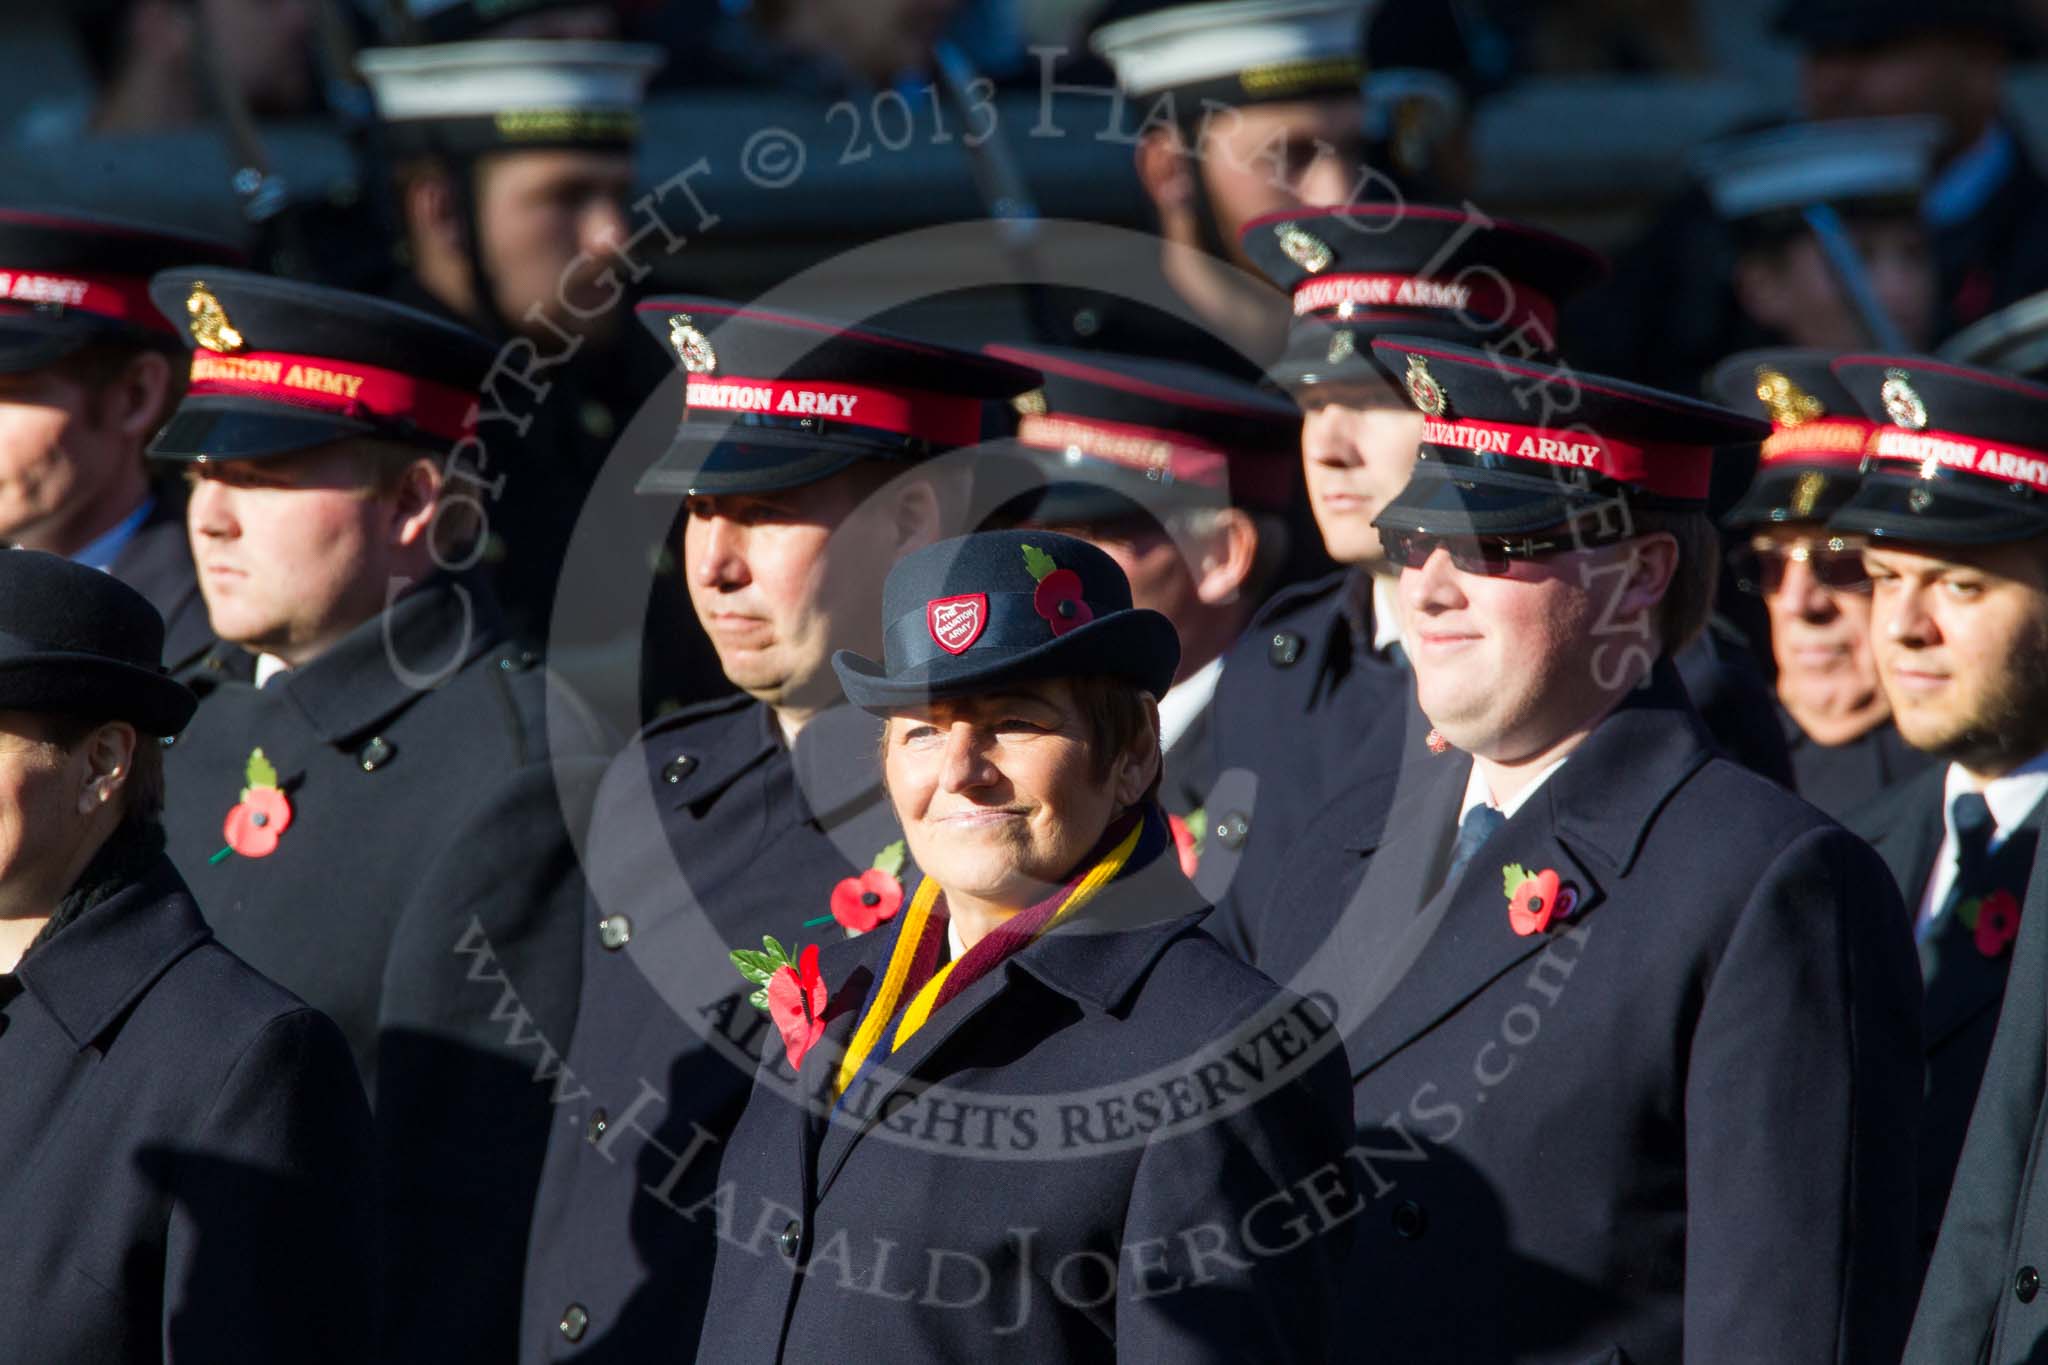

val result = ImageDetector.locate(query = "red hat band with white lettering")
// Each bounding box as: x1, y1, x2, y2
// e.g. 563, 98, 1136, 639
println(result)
683, 375, 984, 448
186, 349, 478, 444
0, 269, 171, 333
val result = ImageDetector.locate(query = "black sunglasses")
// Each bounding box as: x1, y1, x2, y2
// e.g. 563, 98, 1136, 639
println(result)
1727, 538, 1870, 596
1381, 526, 1626, 576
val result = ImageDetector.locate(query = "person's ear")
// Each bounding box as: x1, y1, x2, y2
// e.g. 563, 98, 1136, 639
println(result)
1191, 509, 1258, 607
1135, 126, 1197, 230
103, 349, 174, 443
889, 477, 944, 558
1732, 252, 1793, 333
1113, 695, 1164, 808
77, 722, 138, 815
404, 169, 467, 260
387, 458, 444, 548
1614, 532, 1680, 620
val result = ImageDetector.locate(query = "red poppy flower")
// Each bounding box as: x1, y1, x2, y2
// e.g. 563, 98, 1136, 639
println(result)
765, 943, 828, 1070
1507, 868, 1564, 937
222, 786, 293, 859
1975, 889, 2023, 957
1168, 813, 1200, 879
1032, 568, 1094, 636
830, 868, 904, 934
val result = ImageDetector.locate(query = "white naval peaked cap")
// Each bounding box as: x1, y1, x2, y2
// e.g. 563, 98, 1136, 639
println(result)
357, 39, 662, 151
1693, 116, 1945, 220
1091, 0, 1373, 104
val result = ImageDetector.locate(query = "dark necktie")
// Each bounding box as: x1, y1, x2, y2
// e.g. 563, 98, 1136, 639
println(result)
1443, 804, 1507, 893
1935, 792, 1996, 927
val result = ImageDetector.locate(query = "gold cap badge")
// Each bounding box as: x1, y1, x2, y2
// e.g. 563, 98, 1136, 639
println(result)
186, 284, 243, 354
668, 315, 716, 374
1011, 388, 1048, 416
1276, 225, 1334, 274
1326, 330, 1356, 366
1880, 368, 1928, 432
1790, 470, 1827, 518
1405, 353, 1447, 417
1755, 367, 1824, 428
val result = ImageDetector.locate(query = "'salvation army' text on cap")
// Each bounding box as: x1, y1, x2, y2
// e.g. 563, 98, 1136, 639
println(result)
145, 267, 496, 462
0, 209, 242, 373
1710, 348, 1876, 527
1693, 117, 1943, 229
1367, 335, 1769, 536
1091, 0, 1370, 109
1828, 355, 2048, 544
1240, 204, 1606, 388
633, 297, 1042, 497
832, 529, 1180, 711
357, 39, 663, 157
981, 343, 1300, 522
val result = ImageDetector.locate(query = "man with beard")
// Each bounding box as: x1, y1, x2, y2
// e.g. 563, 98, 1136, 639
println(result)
1709, 347, 1933, 817
1829, 355, 2048, 1266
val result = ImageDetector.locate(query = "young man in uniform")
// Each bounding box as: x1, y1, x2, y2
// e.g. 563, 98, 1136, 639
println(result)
0, 209, 240, 667
1229, 337, 1923, 1363
145, 267, 608, 1365
980, 342, 1298, 823
1710, 347, 1932, 817
1828, 355, 2048, 1265
519, 299, 1040, 1363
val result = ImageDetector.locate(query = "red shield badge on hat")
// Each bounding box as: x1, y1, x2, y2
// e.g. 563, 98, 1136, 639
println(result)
927, 594, 987, 654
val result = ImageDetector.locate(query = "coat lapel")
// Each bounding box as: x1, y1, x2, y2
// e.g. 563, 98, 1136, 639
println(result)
1923, 802, 2045, 1051
1341, 661, 1710, 1080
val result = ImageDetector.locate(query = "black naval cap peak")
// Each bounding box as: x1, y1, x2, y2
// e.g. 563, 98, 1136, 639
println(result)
0, 208, 242, 374
1368, 335, 1768, 537
1773, 0, 2027, 49
0, 550, 196, 737
633, 297, 1043, 497
832, 530, 1180, 712
1239, 204, 1607, 389
145, 267, 496, 463
1710, 348, 1877, 528
982, 343, 1300, 521
1827, 354, 2048, 544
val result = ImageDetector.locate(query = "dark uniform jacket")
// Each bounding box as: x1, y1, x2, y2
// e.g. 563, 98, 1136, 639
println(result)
1227, 660, 1923, 1365
1905, 852, 2048, 1365
160, 575, 609, 1365
108, 483, 211, 672
1782, 706, 1933, 823
694, 840, 1356, 1364
521, 696, 913, 1363
1849, 767, 2046, 1261
0, 834, 375, 1364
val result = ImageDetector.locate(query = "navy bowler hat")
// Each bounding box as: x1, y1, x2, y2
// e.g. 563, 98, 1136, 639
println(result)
832, 531, 1180, 711
0, 551, 196, 736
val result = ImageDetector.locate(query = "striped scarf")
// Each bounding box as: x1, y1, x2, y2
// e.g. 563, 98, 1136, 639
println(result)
830, 806, 1157, 1099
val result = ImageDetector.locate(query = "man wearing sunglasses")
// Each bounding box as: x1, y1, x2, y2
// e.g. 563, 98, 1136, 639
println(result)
1711, 348, 1934, 818
1823, 356, 2048, 1271
1229, 337, 1922, 1363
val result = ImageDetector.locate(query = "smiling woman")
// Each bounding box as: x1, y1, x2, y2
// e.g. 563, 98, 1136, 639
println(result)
696, 530, 1356, 1364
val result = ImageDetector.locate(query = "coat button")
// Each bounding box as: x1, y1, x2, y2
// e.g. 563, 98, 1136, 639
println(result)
559, 1303, 589, 1341
1213, 811, 1250, 850
357, 736, 394, 772
598, 915, 632, 950
1268, 631, 1304, 667
778, 1219, 802, 1258
662, 755, 697, 785
1392, 1201, 1428, 1240
586, 1109, 608, 1143
2018, 1266, 2040, 1302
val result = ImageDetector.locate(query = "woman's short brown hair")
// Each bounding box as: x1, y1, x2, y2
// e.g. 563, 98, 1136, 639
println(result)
34, 713, 165, 826
1065, 675, 1164, 805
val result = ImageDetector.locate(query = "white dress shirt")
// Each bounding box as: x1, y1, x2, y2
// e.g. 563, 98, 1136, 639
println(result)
1916, 752, 2048, 937
1157, 655, 1224, 757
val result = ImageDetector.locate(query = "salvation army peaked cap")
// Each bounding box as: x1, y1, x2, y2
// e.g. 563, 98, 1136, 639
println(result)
0, 550, 195, 736
1239, 203, 1606, 388
1710, 348, 1876, 527
1827, 355, 2048, 543
634, 297, 1043, 497
0, 208, 242, 373
832, 530, 1179, 711
146, 267, 496, 462
1368, 335, 1769, 536
982, 342, 1299, 522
